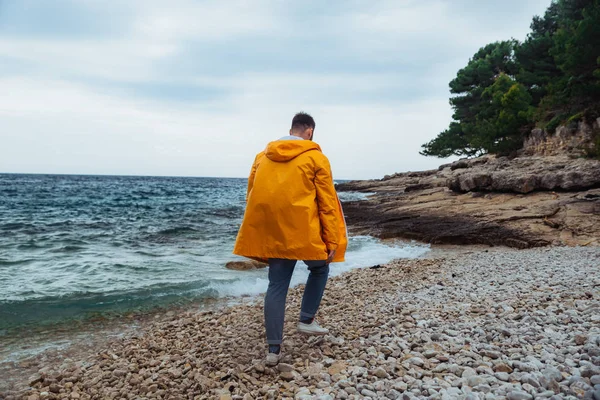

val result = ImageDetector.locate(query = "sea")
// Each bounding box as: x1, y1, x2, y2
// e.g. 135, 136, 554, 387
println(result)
0, 174, 429, 338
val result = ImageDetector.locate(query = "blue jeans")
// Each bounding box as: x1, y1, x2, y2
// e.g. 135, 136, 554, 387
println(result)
264, 258, 329, 345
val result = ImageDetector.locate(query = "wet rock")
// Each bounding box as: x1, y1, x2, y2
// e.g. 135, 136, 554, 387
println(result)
225, 260, 267, 271
28, 374, 43, 386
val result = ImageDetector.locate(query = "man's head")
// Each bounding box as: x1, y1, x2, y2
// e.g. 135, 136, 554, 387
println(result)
290, 112, 316, 140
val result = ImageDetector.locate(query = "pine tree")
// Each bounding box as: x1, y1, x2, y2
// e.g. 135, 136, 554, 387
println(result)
421, 0, 600, 158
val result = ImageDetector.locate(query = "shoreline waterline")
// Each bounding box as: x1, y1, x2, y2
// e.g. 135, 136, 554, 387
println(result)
0, 173, 379, 332
0, 238, 430, 374
0, 236, 429, 333
2, 245, 598, 399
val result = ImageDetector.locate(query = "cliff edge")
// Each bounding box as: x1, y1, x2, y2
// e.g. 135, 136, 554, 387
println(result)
338, 122, 600, 248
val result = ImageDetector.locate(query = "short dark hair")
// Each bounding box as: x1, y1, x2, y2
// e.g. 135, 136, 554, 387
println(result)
291, 112, 315, 133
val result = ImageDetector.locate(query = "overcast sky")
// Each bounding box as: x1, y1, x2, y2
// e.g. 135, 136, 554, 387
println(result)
0, 0, 551, 180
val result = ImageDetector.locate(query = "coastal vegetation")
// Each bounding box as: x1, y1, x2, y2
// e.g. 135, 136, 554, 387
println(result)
421, 0, 600, 158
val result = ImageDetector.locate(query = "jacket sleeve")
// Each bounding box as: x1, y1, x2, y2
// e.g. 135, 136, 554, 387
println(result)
246, 153, 261, 202
314, 155, 340, 251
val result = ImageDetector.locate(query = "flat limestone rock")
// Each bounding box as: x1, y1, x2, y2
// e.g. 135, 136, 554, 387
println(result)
338, 154, 600, 248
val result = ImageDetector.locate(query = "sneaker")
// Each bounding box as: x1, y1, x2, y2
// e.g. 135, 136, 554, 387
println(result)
297, 320, 329, 336
265, 350, 283, 367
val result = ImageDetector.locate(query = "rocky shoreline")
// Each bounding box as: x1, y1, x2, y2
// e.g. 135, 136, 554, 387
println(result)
2, 246, 599, 400
337, 155, 600, 248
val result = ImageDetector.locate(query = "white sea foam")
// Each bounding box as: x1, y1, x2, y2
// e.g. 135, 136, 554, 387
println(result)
1, 236, 429, 363
210, 236, 429, 298
336, 191, 376, 202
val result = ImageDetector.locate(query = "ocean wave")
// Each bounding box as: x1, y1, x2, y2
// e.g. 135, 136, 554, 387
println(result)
0, 222, 36, 231
0, 174, 428, 335
0, 258, 36, 266
337, 191, 376, 202
0, 279, 215, 330
49, 245, 85, 253
156, 226, 200, 236
209, 206, 244, 219
210, 237, 430, 299
16, 241, 48, 250
134, 250, 166, 258
46, 220, 75, 228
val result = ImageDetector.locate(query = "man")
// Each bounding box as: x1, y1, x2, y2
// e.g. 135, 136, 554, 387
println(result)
233, 112, 347, 366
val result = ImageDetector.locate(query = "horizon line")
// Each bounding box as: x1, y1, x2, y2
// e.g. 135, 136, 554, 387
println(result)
0, 171, 358, 181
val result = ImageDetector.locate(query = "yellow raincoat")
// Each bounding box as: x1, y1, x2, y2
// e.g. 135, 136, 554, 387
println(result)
233, 139, 347, 262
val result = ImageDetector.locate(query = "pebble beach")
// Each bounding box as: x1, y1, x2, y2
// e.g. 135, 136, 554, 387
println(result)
2, 246, 600, 400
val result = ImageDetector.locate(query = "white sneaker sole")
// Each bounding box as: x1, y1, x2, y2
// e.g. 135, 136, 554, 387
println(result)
265, 353, 283, 367
297, 326, 328, 336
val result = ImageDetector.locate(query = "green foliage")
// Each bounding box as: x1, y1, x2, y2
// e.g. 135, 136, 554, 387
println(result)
567, 112, 584, 124
515, 2, 562, 106
583, 104, 600, 121
545, 112, 568, 133
448, 41, 519, 123
548, 0, 600, 115
474, 74, 533, 154
421, 41, 520, 157
420, 122, 478, 158
422, 0, 600, 158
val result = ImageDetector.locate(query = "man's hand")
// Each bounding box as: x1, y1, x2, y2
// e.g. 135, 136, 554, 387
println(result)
327, 249, 336, 264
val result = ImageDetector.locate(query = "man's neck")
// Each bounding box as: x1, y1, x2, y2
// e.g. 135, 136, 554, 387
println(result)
279, 135, 304, 141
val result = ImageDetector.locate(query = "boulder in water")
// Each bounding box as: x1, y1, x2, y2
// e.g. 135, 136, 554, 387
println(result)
225, 260, 267, 271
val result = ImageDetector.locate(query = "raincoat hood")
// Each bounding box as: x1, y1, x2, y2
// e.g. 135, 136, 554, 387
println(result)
265, 140, 322, 162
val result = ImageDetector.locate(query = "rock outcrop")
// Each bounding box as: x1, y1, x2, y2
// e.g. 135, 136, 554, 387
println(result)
522, 118, 600, 157
225, 260, 267, 271
446, 156, 600, 193
337, 155, 600, 248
